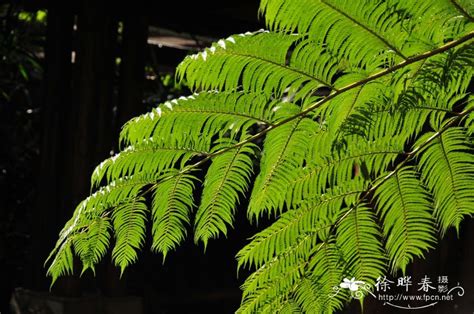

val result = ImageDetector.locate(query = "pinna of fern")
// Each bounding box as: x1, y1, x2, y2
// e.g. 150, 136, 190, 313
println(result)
47, 0, 474, 312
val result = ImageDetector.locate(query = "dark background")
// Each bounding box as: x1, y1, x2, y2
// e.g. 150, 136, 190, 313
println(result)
0, 1, 472, 313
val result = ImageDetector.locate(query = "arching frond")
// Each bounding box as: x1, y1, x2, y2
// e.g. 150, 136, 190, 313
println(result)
73, 217, 112, 275
418, 127, 474, 235
47, 172, 154, 270
374, 168, 436, 274
120, 92, 278, 146
91, 139, 208, 189
336, 205, 386, 284
46, 238, 75, 287
194, 142, 256, 247
248, 115, 318, 219
111, 197, 147, 275
151, 171, 196, 259
177, 32, 336, 100
238, 178, 366, 270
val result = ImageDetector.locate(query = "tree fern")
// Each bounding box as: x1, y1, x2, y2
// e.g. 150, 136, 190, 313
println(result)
47, 0, 474, 312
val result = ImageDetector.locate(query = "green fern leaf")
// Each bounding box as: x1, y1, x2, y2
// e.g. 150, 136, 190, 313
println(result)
73, 217, 112, 275
151, 171, 196, 259
300, 238, 347, 313
238, 178, 366, 271
111, 197, 148, 275
120, 92, 278, 146
260, 0, 409, 66
418, 127, 474, 235
288, 140, 402, 206
248, 115, 318, 219
46, 238, 75, 287
194, 142, 256, 247
374, 167, 436, 274
336, 204, 386, 284
177, 32, 335, 100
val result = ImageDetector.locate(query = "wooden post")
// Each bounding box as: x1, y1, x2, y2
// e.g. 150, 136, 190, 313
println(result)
117, 13, 149, 129
72, 0, 120, 297
32, 2, 76, 294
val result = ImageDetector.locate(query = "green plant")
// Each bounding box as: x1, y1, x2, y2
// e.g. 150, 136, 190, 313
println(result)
47, 0, 474, 312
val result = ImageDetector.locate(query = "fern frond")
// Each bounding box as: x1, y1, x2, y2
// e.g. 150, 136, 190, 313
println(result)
238, 178, 366, 270
260, 0, 409, 66
301, 239, 347, 313
288, 140, 403, 206
318, 76, 385, 136
240, 232, 316, 297
237, 210, 318, 271
418, 127, 474, 235
73, 217, 112, 275
91, 139, 208, 189
336, 204, 386, 284
277, 299, 303, 314
46, 1, 474, 312
85, 174, 153, 215
374, 167, 436, 274
448, 0, 474, 21
194, 142, 256, 247
111, 197, 148, 275
238, 260, 303, 314
396, 0, 474, 43
292, 277, 324, 313
261, 0, 472, 65
177, 32, 336, 100
248, 115, 318, 219
47, 174, 152, 269
120, 92, 278, 146
151, 171, 196, 259
46, 238, 75, 287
